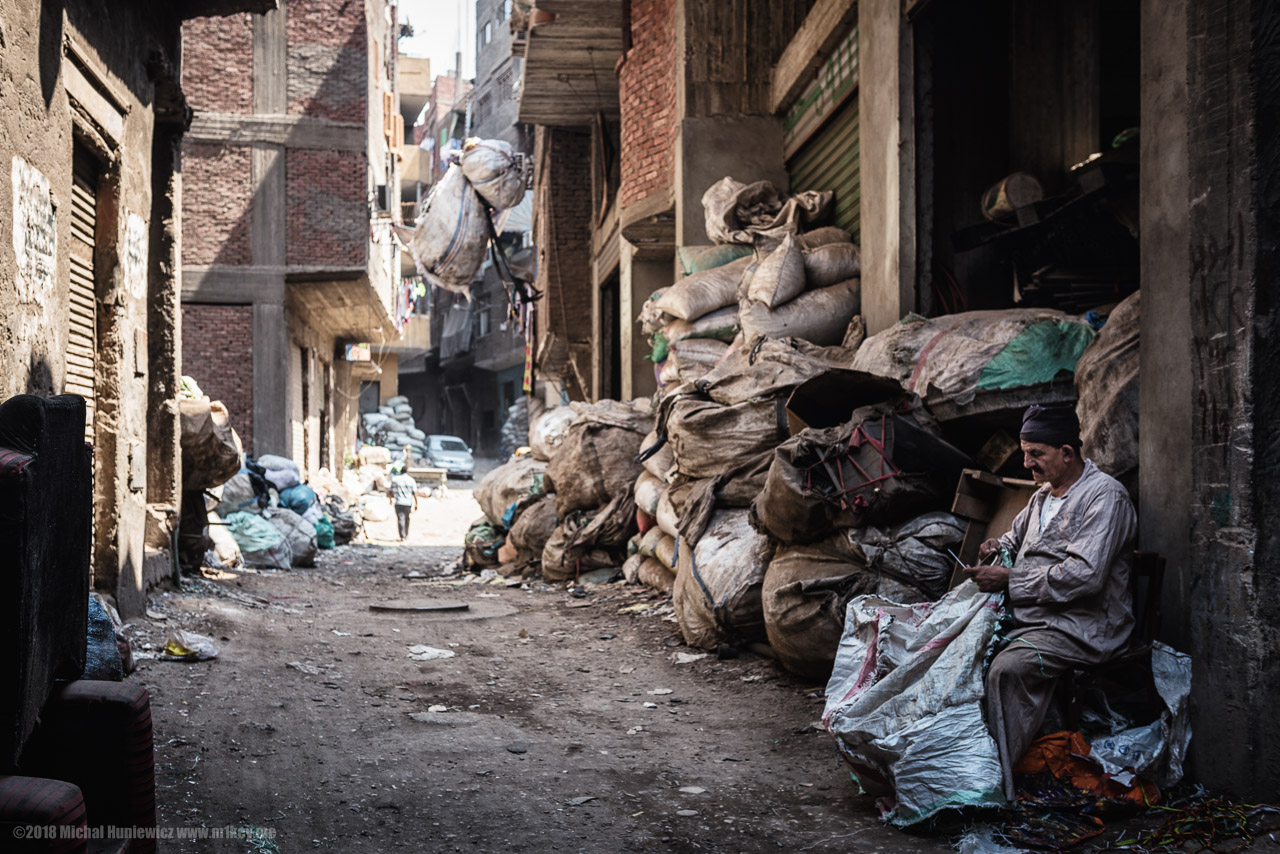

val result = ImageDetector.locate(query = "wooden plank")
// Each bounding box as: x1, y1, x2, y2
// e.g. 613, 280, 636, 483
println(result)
771, 0, 857, 115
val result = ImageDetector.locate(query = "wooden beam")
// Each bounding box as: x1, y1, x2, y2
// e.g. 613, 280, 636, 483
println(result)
770, 0, 858, 116
187, 113, 366, 151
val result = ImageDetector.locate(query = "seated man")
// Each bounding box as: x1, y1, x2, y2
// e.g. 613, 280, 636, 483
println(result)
962, 403, 1137, 800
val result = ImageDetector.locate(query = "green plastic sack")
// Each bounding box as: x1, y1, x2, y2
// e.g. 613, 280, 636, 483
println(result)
315, 515, 336, 550
677, 244, 753, 276
224, 511, 292, 569
977, 321, 1096, 390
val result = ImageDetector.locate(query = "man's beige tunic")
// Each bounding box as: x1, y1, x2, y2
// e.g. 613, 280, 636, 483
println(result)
986, 460, 1137, 797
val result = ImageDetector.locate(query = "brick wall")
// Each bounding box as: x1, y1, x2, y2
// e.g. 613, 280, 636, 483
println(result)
182, 14, 254, 114
618, 0, 677, 209
287, 0, 369, 122
181, 304, 255, 452
287, 149, 368, 266
182, 143, 253, 266
534, 126, 594, 346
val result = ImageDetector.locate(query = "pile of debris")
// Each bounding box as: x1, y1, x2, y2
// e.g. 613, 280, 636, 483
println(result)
361, 395, 427, 460
209, 455, 360, 570
466, 174, 1149, 823
475, 176, 1137, 664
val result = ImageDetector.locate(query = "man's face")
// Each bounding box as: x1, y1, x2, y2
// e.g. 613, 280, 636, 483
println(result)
1021, 440, 1072, 485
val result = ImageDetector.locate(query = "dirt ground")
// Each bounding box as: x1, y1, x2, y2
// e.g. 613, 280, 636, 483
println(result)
133, 476, 954, 853
127, 475, 1264, 853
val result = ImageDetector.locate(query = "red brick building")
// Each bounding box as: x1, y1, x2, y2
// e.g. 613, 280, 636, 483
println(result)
180, 0, 404, 475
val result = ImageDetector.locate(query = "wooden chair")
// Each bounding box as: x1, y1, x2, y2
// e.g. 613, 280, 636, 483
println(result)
1062, 551, 1166, 728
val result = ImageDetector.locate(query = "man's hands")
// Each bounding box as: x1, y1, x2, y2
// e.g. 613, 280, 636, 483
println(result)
978, 538, 1002, 560
962, 563, 1010, 593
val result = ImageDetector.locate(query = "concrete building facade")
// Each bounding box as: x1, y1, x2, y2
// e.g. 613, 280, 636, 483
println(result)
0, 0, 273, 616
179, 0, 403, 478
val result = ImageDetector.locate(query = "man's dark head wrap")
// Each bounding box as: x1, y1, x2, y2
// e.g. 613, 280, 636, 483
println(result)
1020, 403, 1081, 451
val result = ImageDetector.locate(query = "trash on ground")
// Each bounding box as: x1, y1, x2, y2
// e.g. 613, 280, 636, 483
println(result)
162, 630, 221, 661
407, 646, 456, 661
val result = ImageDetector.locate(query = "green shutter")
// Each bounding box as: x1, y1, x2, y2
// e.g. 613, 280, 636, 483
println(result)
787, 98, 860, 241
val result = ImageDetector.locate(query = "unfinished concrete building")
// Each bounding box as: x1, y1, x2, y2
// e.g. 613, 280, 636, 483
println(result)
179, 0, 404, 478
0, 0, 274, 616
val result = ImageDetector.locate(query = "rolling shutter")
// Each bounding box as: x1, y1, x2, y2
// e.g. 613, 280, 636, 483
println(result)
783, 25, 860, 240
787, 99, 860, 240
67, 150, 99, 441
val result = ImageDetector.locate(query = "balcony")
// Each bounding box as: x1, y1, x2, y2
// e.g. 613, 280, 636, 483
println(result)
515, 0, 624, 125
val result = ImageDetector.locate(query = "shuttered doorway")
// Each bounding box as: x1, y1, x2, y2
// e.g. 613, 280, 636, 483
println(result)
67, 148, 100, 441
783, 24, 860, 240
787, 99, 860, 240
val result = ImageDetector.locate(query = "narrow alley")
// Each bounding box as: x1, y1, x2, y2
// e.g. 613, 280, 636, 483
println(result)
136, 481, 937, 853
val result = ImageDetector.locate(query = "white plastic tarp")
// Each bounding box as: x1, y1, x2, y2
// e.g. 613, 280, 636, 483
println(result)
823, 581, 1007, 825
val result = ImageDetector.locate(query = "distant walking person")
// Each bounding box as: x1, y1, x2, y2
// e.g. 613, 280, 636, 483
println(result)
388, 464, 419, 541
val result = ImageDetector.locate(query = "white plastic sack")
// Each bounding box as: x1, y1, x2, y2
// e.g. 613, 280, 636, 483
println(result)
1086, 641, 1192, 789
460, 139, 525, 209
265, 467, 301, 492
264, 506, 318, 568
823, 581, 1007, 825
403, 164, 489, 297
216, 471, 261, 516
257, 454, 299, 473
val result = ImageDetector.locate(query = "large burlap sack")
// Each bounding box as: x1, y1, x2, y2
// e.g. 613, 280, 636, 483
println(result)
799, 227, 853, 249
666, 338, 729, 385
507, 495, 558, 563
740, 279, 860, 347
403, 164, 488, 297
655, 488, 680, 539
545, 401, 650, 516
529, 404, 583, 461
655, 256, 752, 321
752, 403, 971, 543
476, 455, 547, 526
637, 527, 676, 570
664, 394, 789, 480
702, 178, 832, 246
765, 512, 965, 677
694, 337, 859, 406
656, 306, 741, 358
763, 539, 882, 682
180, 399, 243, 490
851, 309, 1096, 407
542, 491, 636, 581
639, 289, 673, 336
673, 509, 776, 649
637, 431, 675, 481
264, 506, 317, 568
1075, 291, 1139, 476
638, 557, 675, 595
633, 471, 665, 515
746, 233, 806, 309
459, 138, 525, 209
803, 242, 861, 288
